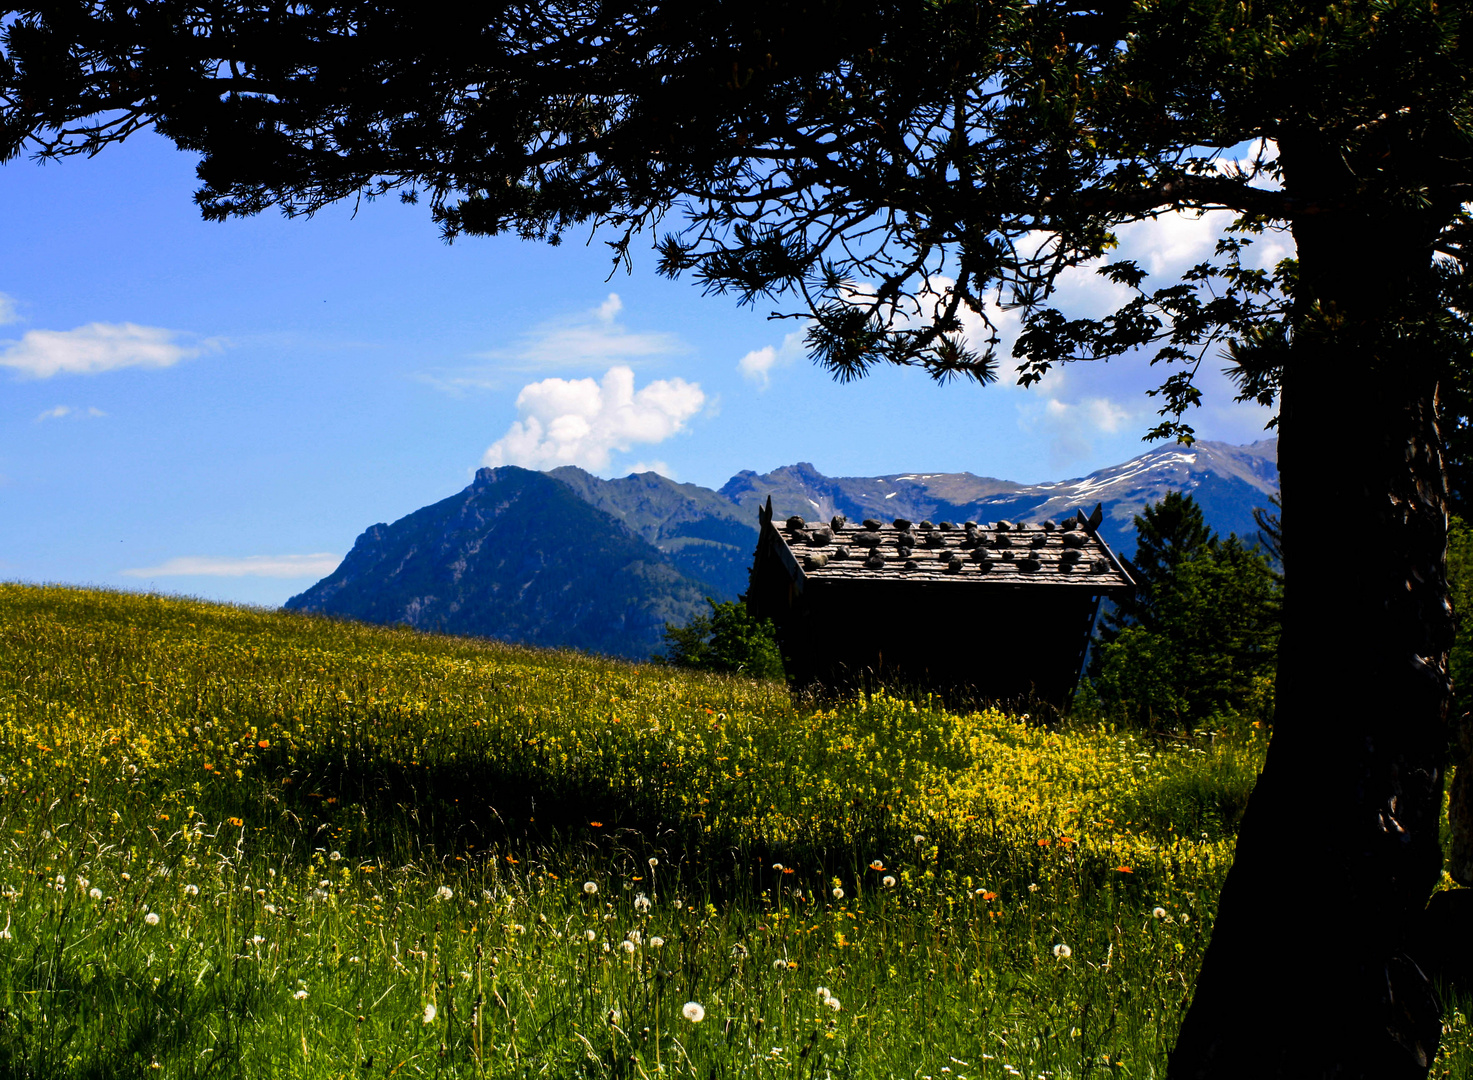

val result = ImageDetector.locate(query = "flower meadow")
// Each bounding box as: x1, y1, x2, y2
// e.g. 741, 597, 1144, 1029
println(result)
0, 583, 1468, 1078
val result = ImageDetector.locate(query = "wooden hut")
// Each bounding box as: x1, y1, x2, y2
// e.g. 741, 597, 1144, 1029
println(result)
747, 499, 1133, 704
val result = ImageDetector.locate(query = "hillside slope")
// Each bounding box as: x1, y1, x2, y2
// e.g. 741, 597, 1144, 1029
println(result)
284, 466, 712, 657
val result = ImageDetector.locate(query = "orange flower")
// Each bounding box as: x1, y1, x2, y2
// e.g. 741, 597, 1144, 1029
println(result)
1115, 866, 1134, 873
1058, 836, 1075, 847
783, 868, 795, 875
202, 763, 215, 771
505, 855, 519, 864
868, 860, 885, 871
982, 891, 998, 901
589, 821, 603, 827
227, 817, 244, 827
257, 740, 270, 749
1037, 838, 1051, 847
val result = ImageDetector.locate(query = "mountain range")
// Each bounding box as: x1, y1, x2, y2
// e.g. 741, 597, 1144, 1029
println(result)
285, 438, 1279, 659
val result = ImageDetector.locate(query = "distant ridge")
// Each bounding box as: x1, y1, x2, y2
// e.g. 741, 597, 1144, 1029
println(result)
286, 439, 1278, 657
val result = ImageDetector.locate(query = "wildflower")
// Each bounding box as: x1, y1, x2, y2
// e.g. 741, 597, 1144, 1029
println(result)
145, 912, 161, 926
311, 888, 328, 902
913, 834, 926, 845
76, 877, 88, 890
627, 930, 642, 944
882, 875, 897, 888
584, 929, 597, 942
673, 899, 683, 909
583, 882, 598, 895
1052, 943, 1071, 959
252, 935, 265, 944
826, 996, 842, 1012
634, 893, 652, 913
648, 857, 658, 868
773, 958, 788, 971
89, 887, 102, 900
869, 860, 884, 871
184, 884, 199, 896
1027, 883, 1039, 893
649, 936, 664, 947
294, 989, 308, 1000
422, 1003, 437, 1023
55, 874, 65, 886
264, 904, 277, 914
682, 1002, 705, 1023
121, 872, 131, 881
267, 868, 276, 878
621, 940, 636, 954
512, 924, 526, 935
832, 887, 844, 900
435, 886, 453, 901
1153, 906, 1167, 919
731, 942, 749, 958
773, 863, 785, 871
982, 891, 998, 901
816, 987, 832, 1003
328, 851, 342, 862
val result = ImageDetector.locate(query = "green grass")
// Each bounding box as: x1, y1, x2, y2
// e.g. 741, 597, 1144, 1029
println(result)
0, 583, 1464, 1078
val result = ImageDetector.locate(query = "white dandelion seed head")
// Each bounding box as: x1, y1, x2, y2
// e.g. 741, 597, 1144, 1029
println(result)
512, 923, 526, 935
584, 881, 598, 895
832, 887, 844, 900
76, 877, 88, 890
435, 886, 453, 901
620, 939, 636, 954
0, 928, 12, 941
634, 893, 652, 913
913, 834, 926, 845
294, 989, 308, 1000
55, 874, 65, 886
89, 887, 102, 900
311, 889, 328, 902
682, 1002, 705, 1023
264, 904, 277, 915
1152, 906, 1167, 919
584, 929, 597, 942
731, 943, 749, 958
252, 935, 265, 944
1027, 883, 1039, 893
773, 958, 788, 971
422, 1003, 437, 1023
120, 871, 130, 881
1052, 943, 1072, 959
816, 987, 832, 1002
649, 936, 664, 947
602, 941, 611, 952
184, 884, 199, 896
267, 868, 276, 878
882, 875, 897, 888
144, 912, 161, 926
673, 899, 683, 909
648, 857, 658, 868
626, 930, 642, 944
773, 863, 784, 871
328, 851, 342, 861
826, 996, 842, 1012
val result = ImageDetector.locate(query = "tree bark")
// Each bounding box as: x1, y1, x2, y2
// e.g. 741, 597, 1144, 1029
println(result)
1168, 150, 1455, 1078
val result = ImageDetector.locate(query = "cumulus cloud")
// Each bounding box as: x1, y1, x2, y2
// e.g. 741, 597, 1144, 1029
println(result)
1, 322, 217, 379
121, 554, 342, 579
483, 365, 706, 472
738, 329, 807, 390
0, 294, 18, 326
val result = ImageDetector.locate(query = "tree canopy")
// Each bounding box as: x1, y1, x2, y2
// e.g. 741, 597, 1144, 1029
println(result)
1090, 492, 1280, 729
4, 1, 1472, 1076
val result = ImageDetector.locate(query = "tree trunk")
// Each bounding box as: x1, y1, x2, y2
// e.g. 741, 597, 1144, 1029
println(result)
1168, 158, 1455, 1078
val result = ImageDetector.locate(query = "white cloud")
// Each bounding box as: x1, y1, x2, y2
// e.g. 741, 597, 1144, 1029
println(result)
0, 294, 18, 326
121, 553, 342, 579
423, 293, 685, 393
626, 460, 675, 478
1017, 386, 1145, 473
35, 405, 106, 422
738, 330, 807, 389
483, 365, 706, 472
1, 322, 216, 379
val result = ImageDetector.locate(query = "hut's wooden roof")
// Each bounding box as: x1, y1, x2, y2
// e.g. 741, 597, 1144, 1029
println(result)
768, 509, 1133, 590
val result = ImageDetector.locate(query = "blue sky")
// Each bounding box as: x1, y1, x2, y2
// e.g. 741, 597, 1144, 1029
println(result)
0, 133, 1281, 606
